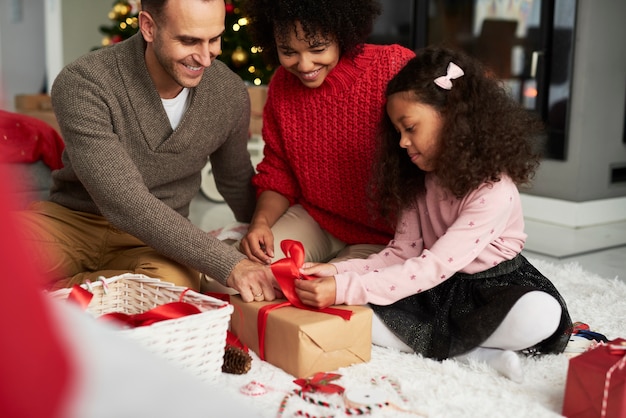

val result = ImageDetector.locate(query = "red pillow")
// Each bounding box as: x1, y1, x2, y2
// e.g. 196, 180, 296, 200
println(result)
0, 110, 64, 170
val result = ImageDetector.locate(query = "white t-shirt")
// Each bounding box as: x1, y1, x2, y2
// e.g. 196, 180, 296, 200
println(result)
161, 87, 191, 130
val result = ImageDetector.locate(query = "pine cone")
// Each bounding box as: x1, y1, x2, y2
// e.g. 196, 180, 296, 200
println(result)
222, 345, 252, 374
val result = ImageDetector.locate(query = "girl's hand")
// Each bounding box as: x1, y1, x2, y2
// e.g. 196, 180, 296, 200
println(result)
300, 262, 338, 277
240, 222, 274, 264
294, 276, 337, 309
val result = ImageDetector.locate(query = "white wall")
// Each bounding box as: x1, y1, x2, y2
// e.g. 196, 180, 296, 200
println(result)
46, 0, 111, 97
0, 0, 47, 110
45, 0, 63, 96
48, 0, 112, 88
0, 0, 109, 110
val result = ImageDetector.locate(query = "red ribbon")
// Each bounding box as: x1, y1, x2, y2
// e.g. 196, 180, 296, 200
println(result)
99, 302, 201, 328
294, 372, 345, 394
67, 284, 93, 309
67, 284, 202, 328
257, 240, 353, 360
601, 341, 626, 417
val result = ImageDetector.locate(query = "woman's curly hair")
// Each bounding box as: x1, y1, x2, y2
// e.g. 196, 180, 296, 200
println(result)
243, 0, 382, 66
372, 46, 545, 223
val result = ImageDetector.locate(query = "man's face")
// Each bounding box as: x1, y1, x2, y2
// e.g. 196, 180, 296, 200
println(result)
140, 0, 226, 98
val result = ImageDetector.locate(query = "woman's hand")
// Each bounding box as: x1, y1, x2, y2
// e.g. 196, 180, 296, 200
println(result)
240, 190, 290, 264
240, 221, 274, 264
294, 276, 337, 309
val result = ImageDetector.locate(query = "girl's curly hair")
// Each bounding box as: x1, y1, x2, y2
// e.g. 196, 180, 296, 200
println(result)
243, 0, 382, 67
372, 46, 545, 223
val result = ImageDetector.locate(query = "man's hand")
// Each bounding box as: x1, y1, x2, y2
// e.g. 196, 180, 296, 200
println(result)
226, 258, 278, 302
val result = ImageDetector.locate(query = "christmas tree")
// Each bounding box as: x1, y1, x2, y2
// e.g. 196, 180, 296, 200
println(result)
220, 0, 274, 85
96, 0, 274, 85
97, 1, 140, 48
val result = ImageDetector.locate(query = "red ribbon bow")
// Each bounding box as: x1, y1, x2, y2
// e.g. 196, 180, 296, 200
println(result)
270, 240, 347, 314
256, 240, 353, 360
294, 372, 345, 395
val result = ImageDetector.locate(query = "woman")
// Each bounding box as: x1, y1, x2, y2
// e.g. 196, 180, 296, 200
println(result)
241, 0, 415, 274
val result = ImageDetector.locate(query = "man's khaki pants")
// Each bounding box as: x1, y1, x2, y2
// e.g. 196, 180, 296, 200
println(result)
16, 201, 200, 290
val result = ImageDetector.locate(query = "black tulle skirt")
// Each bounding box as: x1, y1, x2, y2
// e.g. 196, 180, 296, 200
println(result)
369, 254, 572, 360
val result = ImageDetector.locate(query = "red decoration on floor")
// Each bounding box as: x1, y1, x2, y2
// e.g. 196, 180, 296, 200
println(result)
562, 337, 626, 417
0, 164, 72, 417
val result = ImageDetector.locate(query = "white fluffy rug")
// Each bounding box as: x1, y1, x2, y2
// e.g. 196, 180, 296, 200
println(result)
216, 259, 626, 418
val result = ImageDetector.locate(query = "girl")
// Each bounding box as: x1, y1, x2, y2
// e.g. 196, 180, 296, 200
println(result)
240, 0, 415, 279
296, 46, 572, 382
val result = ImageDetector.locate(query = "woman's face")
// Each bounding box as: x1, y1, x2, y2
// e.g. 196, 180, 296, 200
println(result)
275, 21, 340, 89
386, 92, 443, 172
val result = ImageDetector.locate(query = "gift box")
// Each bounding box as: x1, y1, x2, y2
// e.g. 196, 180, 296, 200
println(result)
562, 338, 626, 417
229, 295, 372, 378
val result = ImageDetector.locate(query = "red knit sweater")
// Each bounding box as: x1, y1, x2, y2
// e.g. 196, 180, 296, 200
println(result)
253, 44, 415, 245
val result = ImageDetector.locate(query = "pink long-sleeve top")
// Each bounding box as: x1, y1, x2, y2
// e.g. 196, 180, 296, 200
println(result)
332, 174, 527, 306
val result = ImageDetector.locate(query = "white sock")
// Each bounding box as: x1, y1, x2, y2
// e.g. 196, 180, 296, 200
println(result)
456, 347, 524, 383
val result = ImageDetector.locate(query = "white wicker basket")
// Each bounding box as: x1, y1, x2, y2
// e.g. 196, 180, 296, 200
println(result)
48, 273, 233, 383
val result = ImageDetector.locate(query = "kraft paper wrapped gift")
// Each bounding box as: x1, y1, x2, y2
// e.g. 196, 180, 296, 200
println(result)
562, 338, 626, 418
229, 295, 372, 378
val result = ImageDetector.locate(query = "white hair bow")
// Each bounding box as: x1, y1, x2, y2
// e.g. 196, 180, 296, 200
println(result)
434, 62, 464, 90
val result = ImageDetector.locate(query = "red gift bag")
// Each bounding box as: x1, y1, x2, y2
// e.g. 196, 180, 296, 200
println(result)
562, 338, 626, 418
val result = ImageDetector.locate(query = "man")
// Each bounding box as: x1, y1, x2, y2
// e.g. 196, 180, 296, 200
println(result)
17, 0, 276, 302
0, 162, 259, 418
